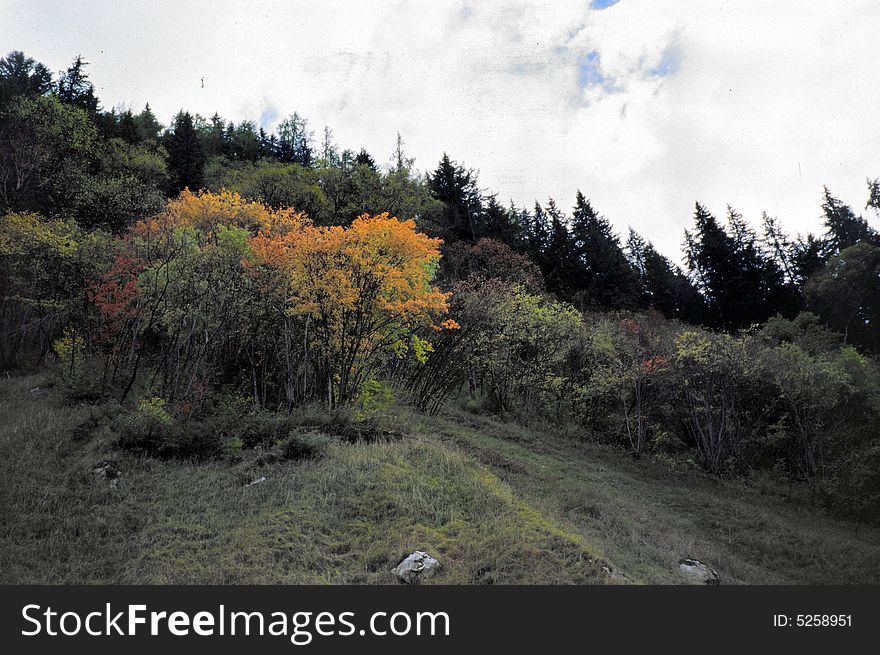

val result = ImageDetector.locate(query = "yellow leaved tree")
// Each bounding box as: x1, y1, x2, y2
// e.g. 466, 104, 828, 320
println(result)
250, 212, 450, 405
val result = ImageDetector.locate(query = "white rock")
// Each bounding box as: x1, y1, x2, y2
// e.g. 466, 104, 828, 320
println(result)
392, 551, 441, 584
678, 558, 720, 585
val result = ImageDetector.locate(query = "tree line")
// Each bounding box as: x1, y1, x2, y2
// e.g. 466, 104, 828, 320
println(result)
3, 50, 878, 351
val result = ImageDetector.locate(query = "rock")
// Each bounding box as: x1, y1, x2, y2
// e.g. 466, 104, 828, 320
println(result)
92, 460, 120, 488
601, 564, 631, 583
392, 551, 441, 584
678, 558, 720, 585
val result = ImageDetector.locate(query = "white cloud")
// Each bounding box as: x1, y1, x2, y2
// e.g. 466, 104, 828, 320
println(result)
1, 0, 878, 260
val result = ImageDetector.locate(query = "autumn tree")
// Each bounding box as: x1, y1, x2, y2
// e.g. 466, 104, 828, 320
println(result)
250, 212, 450, 406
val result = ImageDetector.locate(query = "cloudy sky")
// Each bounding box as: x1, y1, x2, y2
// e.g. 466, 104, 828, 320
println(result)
2, 0, 878, 259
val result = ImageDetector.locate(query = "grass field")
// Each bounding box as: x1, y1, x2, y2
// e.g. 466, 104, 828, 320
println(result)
2, 372, 879, 584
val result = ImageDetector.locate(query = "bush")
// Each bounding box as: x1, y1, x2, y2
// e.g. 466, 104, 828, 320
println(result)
117, 396, 173, 453
827, 440, 880, 525
355, 378, 394, 423
280, 430, 331, 460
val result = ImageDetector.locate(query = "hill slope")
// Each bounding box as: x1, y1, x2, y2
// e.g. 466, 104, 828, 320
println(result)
2, 373, 878, 584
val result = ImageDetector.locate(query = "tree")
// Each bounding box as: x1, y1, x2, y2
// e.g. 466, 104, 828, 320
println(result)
0, 51, 53, 108
481, 194, 522, 247
805, 242, 880, 351
206, 159, 326, 217
790, 233, 827, 285
440, 238, 543, 291
627, 228, 705, 322
542, 199, 579, 298
610, 318, 671, 453
250, 212, 450, 406
56, 55, 99, 114
276, 113, 313, 166
684, 203, 789, 330
821, 187, 876, 255
524, 202, 550, 262
755, 342, 856, 496
570, 191, 642, 309
427, 154, 483, 242
0, 95, 97, 211
135, 104, 163, 144
868, 178, 880, 213
354, 148, 376, 170
164, 111, 205, 194
319, 126, 339, 167
673, 330, 744, 475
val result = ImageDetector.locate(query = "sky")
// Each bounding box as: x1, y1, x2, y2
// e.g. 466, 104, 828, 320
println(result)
2, 0, 879, 260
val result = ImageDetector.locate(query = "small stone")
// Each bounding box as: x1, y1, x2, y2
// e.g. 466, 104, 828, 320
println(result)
678, 558, 720, 585
392, 551, 441, 584
92, 460, 120, 485
601, 564, 630, 583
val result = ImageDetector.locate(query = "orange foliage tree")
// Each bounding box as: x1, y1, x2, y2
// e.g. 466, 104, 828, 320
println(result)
91, 190, 308, 404
84, 191, 453, 410
250, 212, 450, 405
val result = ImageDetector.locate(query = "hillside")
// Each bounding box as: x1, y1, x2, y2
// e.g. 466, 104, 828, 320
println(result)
3, 371, 878, 585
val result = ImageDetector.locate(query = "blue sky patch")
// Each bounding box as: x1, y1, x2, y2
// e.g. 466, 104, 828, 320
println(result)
259, 106, 279, 129
577, 51, 606, 89
647, 45, 681, 77
591, 0, 620, 9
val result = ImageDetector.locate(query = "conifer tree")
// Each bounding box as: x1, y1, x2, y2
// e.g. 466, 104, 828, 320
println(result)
570, 191, 641, 309
57, 55, 99, 114
164, 111, 205, 193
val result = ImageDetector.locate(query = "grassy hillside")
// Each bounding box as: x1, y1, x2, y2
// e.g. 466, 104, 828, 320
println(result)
2, 372, 878, 584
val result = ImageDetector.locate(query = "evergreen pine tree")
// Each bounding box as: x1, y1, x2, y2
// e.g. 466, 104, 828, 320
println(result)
56, 55, 99, 114
570, 191, 642, 309
164, 111, 205, 194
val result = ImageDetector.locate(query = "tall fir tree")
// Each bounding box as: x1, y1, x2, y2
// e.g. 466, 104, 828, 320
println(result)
56, 55, 99, 114
164, 111, 205, 194
427, 154, 483, 242
0, 51, 54, 108
570, 191, 642, 309
821, 187, 876, 254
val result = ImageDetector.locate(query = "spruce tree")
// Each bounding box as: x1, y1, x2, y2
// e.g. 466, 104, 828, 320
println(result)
164, 111, 205, 193
821, 187, 876, 254
57, 55, 99, 114
427, 154, 483, 242
570, 191, 641, 309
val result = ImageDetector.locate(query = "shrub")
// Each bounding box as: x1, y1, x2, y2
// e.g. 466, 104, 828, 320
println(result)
672, 330, 744, 475
355, 378, 394, 423
117, 396, 173, 453
826, 440, 880, 524
280, 430, 331, 460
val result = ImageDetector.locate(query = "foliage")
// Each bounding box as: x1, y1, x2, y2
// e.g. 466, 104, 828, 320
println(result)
672, 330, 744, 474
118, 396, 174, 453
281, 430, 331, 460
355, 378, 395, 423
250, 211, 448, 405
0, 94, 98, 211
